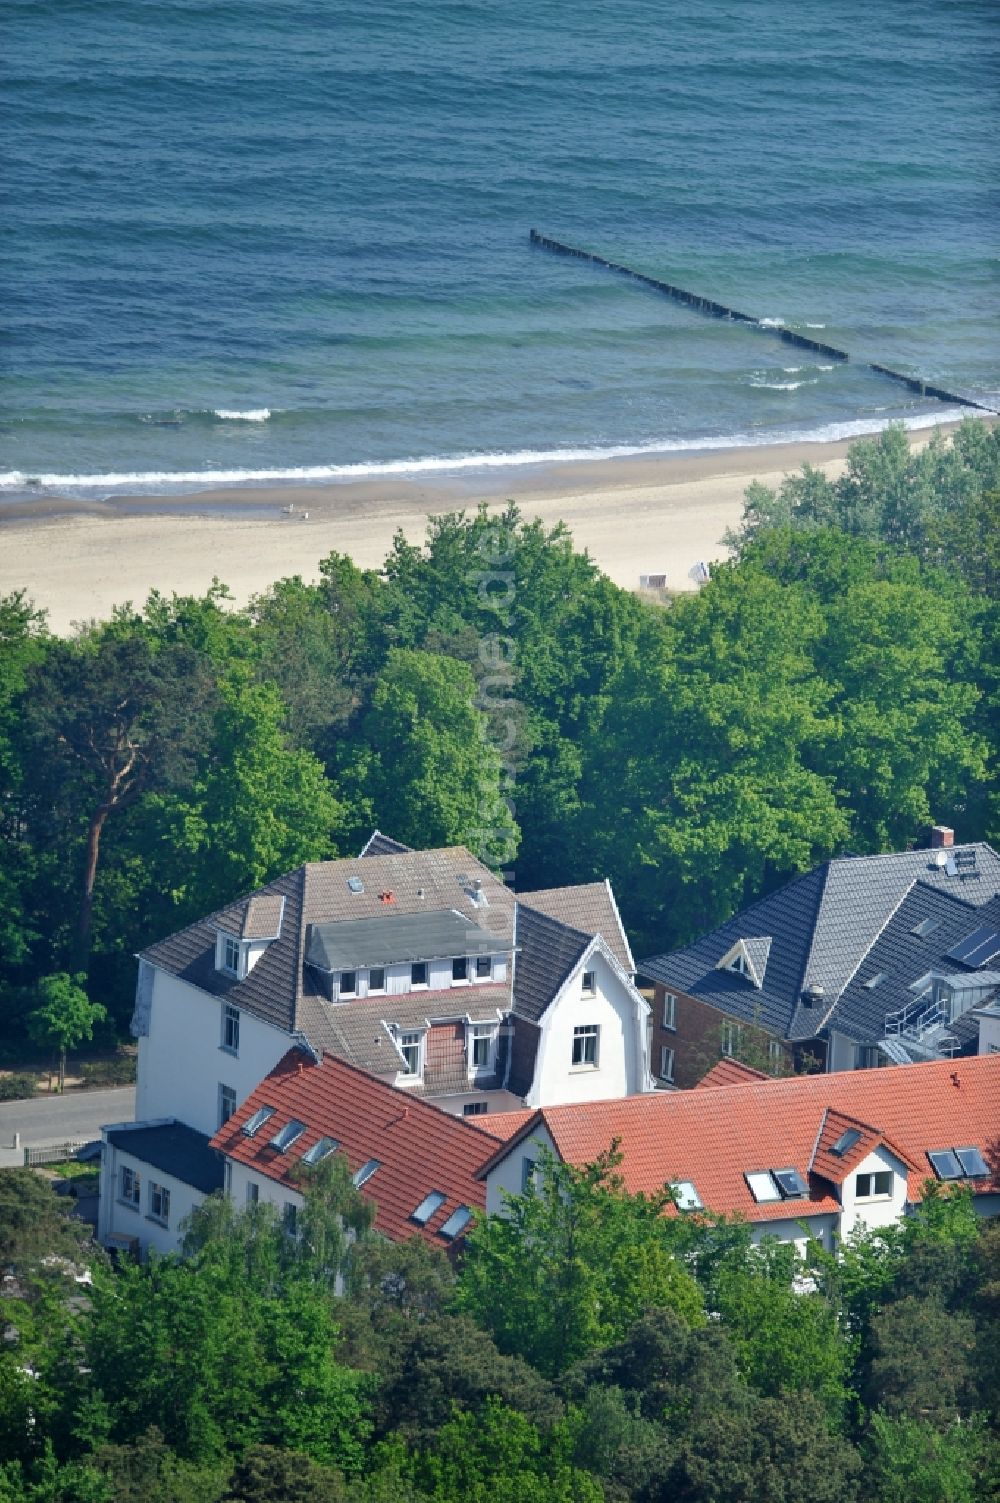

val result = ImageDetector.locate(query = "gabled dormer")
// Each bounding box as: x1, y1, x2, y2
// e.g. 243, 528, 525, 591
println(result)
214, 894, 286, 980
716, 936, 772, 990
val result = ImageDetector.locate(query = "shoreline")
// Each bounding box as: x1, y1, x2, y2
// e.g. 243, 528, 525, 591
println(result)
0, 420, 982, 634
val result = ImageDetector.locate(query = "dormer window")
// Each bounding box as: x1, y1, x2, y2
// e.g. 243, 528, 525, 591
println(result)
453, 957, 470, 983
398, 1030, 424, 1078
222, 935, 241, 976
476, 955, 492, 980
411, 962, 428, 989
469, 1024, 497, 1073
339, 970, 357, 998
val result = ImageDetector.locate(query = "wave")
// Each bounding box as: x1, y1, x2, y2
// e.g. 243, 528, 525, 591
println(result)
0, 410, 974, 495
758, 317, 785, 328
805, 322, 827, 329
782, 367, 802, 373
750, 379, 816, 390
213, 408, 272, 422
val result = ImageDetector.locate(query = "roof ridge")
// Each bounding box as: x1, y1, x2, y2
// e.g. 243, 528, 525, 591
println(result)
641, 861, 830, 969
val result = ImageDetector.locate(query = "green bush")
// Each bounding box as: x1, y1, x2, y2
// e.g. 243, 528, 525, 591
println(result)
79, 1050, 137, 1088
0, 1072, 37, 1101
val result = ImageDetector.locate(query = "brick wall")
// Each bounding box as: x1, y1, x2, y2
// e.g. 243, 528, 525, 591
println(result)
651, 983, 792, 1088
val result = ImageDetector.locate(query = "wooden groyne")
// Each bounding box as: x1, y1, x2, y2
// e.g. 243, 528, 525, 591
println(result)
529, 229, 996, 414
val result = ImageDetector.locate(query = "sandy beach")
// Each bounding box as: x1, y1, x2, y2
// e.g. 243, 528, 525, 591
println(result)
0, 422, 976, 634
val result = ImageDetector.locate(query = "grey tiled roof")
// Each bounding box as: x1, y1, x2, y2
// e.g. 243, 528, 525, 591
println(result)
513, 905, 591, 1023
360, 830, 412, 857
242, 894, 286, 941
832, 887, 1000, 1045
298, 984, 508, 1074
640, 844, 1000, 1045
305, 910, 509, 971
520, 882, 634, 974
106, 1122, 224, 1196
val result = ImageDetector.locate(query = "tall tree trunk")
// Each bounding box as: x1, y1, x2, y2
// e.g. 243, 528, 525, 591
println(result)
59, 1046, 66, 1093
78, 802, 111, 957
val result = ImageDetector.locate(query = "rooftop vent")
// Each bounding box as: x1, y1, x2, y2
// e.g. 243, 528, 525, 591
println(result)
379, 890, 395, 905
801, 983, 825, 1008
347, 876, 364, 894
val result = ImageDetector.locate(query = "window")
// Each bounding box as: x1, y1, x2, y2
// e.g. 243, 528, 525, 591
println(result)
368, 967, 386, 994
572, 1024, 599, 1067
928, 1146, 989, 1180
222, 935, 241, 976
863, 973, 886, 990
353, 1159, 381, 1187
119, 1165, 140, 1208
452, 957, 469, 983
856, 1170, 893, 1199
745, 1170, 781, 1203
463, 1101, 488, 1116
438, 1205, 473, 1241
339, 970, 357, 998
659, 1045, 675, 1082
831, 1127, 862, 1157
581, 970, 596, 996
283, 1202, 298, 1235
662, 992, 677, 1030
721, 1021, 741, 1057
301, 1136, 338, 1165
521, 1157, 537, 1191
768, 1040, 783, 1064
347, 876, 364, 894
411, 962, 428, 988
772, 1167, 808, 1199
242, 1105, 276, 1138
148, 1181, 170, 1225
412, 1191, 447, 1225
470, 1025, 495, 1070
669, 1180, 703, 1210
476, 955, 492, 979
955, 1146, 989, 1178
246, 1182, 259, 1205
223, 1160, 233, 1196
219, 1083, 237, 1129
221, 1002, 240, 1054
269, 1119, 307, 1153
399, 1030, 424, 1078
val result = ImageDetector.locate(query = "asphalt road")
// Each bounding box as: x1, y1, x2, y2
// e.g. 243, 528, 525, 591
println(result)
0, 1085, 135, 1168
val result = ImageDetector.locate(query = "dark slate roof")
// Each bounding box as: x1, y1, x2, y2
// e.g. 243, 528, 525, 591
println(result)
305, 910, 510, 971
831, 886, 1000, 1045
106, 1122, 224, 1195
640, 844, 1000, 1045
360, 830, 412, 857
519, 882, 635, 974
298, 985, 508, 1074
512, 905, 592, 1023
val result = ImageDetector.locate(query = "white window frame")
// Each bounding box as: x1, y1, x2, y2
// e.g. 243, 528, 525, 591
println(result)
218, 1083, 237, 1129
221, 934, 242, 977
368, 967, 386, 994
398, 1030, 424, 1078
659, 1044, 675, 1082
221, 1002, 240, 1055
475, 955, 493, 980
662, 992, 677, 1030
768, 1039, 783, 1064
856, 1169, 893, 1200
721, 1020, 741, 1057
572, 1024, 600, 1069
246, 1181, 259, 1206
411, 962, 428, 989
148, 1181, 170, 1226
463, 1101, 488, 1116
223, 1160, 233, 1197
469, 1024, 496, 1073
119, 1164, 141, 1209
452, 957, 470, 984
581, 970, 597, 997
339, 970, 357, 998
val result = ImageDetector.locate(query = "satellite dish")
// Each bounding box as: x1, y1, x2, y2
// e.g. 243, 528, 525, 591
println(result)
932, 850, 949, 869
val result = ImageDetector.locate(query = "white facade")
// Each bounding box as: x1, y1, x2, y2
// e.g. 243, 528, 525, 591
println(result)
136, 968, 293, 1137
524, 944, 651, 1107
325, 954, 506, 1002
98, 1123, 209, 1259
976, 1002, 1000, 1056
484, 1123, 558, 1214
837, 1145, 910, 1240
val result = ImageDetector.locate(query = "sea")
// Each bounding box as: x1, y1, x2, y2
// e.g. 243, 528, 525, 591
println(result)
3, 0, 998, 504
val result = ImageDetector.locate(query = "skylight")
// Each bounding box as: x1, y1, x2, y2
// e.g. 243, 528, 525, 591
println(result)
831, 1127, 862, 1157
863, 973, 886, 990
669, 1180, 703, 1211
773, 1167, 808, 1199
412, 1191, 447, 1225
438, 1205, 473, 1240
269, 1119, 307, 1153
242, 1105, 276, 1138
347, 876, 365, 894
745, 1171, 781, 1203
911, 917, 942, 939
927, 1149, 963, 1180
955, 1146, 989, 1178
352, 1159, 381, 1187
301, 1136, 338, 1165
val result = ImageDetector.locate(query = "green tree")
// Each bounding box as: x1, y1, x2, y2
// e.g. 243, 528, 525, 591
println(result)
458, 1147, 703, 1377
868, 1412, 983, 1503
26, 974, 106, 1091
340, 648, 518, 867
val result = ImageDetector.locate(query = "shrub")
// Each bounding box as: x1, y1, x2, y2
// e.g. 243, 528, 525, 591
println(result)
0, 1072, 37, 1101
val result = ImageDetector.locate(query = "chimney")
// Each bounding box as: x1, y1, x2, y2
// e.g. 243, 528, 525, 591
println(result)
930, 825, 954, 849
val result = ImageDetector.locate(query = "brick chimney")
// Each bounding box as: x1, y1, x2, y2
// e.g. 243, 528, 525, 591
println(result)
929, 825, 955, 849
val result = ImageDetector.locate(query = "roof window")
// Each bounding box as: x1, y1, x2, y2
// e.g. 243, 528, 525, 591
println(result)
347, 876, 365, 894
746, 1167, 808, 1202
242, 1106, 276, 1138
772, 1167, 808, 1199
863, 973, 886, 990
831, 1127, 862, 1157
911, 916, 942, 939
411, 1191, 447, 1225
745, 1171, 782, 1203
438, 1205, 473, 1240
301, 1136, 338, 1165
353, 1159, 381, 1187
929, 1145, 989, 1180
269, 1119, 306, 1153
669, 1180, 703, 1211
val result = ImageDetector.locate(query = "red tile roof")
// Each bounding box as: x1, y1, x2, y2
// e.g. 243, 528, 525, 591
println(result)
476, 1056, 1000, 1225
481, 1108, 538, 1140
210, 1050, 501, 1245
696, 1059, 772, 1089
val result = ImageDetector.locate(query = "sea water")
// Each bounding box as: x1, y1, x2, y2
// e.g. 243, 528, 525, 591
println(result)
2, 0, 997, 501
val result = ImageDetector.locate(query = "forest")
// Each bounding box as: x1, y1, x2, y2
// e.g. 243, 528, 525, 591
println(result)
1, 1146, 998, 1502
1, 418, 998, 1060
